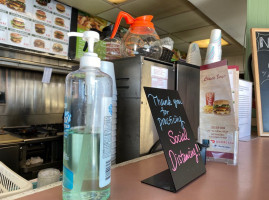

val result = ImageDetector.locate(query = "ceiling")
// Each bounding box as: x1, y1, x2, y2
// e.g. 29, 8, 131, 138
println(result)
188, 0, 246, 47
59, 0, 245, 58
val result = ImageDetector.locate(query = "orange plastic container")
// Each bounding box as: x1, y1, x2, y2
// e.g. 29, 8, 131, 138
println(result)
111, 11, 162, 59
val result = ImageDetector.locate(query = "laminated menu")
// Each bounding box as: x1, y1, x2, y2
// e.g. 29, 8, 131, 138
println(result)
199, 60, 238, 165
0, 0, 71, 57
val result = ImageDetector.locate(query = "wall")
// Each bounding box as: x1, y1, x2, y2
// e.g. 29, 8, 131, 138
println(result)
0, 66, 66, 127
188, 0, 246, 46
224, 55, 244, 73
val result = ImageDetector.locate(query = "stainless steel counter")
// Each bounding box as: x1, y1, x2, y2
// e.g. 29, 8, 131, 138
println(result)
0, 133, 23, 145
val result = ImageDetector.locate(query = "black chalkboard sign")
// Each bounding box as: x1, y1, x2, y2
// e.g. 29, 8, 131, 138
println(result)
142, 87, 206, 192
251, 28, 269, 136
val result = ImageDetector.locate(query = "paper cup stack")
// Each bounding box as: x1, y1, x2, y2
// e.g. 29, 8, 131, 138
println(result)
186, 43, 202, 66
204, 29, 222, 64
101, 61, 117, 165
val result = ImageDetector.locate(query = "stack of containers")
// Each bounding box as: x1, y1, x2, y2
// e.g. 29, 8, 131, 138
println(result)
186, 42, 202, 66
204, 29, 222, 64
100, 61, 117, 165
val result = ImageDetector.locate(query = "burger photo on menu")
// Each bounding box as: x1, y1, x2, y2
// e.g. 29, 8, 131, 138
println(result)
34, 39, 45, 48
36, 10, 46, 21
0, 0, 6, 5
11, 17, 25, 29
6, 0, 25, 12
10, 32, 22, 43
35, 24, 45, 34
52, 43, 63, 52
213, 100, 231, 115
56, 3, 65, 13
36, 0, 50, 6
55, 17, 64, 27
54, 30, 64, 40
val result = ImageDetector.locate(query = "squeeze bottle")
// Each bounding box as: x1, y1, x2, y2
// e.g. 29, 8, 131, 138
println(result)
63, 31, 113, 200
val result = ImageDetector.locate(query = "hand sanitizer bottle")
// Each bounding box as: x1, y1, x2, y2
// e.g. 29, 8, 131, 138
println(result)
63, 31, 113, 200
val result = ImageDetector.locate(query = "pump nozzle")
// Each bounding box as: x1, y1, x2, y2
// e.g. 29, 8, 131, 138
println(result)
68, 31, 99, 54
68, 31, 101, 68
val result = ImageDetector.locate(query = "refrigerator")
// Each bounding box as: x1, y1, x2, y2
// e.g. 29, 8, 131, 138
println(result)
176, 61, 200, 139
113, 56, 175, 163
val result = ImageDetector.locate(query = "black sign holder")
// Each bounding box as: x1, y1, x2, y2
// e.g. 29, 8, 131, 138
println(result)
142, 169, 176, 192
142, 87, 206, 193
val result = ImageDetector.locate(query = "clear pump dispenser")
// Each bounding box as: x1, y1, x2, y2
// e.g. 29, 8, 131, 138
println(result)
63, 31, 113, 200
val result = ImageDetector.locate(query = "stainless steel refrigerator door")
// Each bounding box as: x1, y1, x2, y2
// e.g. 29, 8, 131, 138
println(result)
114, 56, 175, 163
140, 57, 175, 155
114, 56, 143, 163
176, 62, 200, 139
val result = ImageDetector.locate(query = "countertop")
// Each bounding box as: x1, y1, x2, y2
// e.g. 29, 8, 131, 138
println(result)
0, 131, 64, 145
0, 133, 24, 145
7, 137, 269, 200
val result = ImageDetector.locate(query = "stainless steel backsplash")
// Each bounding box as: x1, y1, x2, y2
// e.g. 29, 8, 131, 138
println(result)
0, 67, 66, 127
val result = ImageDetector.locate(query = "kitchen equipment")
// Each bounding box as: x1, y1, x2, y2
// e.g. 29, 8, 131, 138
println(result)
3, 124, 63, 180
0, 67, 66, 128
113, 56, 175, 163
0, 161, 32, 198
111, 11, 162, 59
103, 25, 123, 60
176, 61, 200, 138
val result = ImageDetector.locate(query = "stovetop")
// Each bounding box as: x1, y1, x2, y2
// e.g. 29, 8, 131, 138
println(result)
4, 124, 64, 141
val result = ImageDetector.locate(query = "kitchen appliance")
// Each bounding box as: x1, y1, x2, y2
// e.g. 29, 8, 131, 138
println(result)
111, 11, 162, 59
3, 124, 63, 180
0, 64, 67, 180
176, 61, 200, 138
113, 56, 175, 163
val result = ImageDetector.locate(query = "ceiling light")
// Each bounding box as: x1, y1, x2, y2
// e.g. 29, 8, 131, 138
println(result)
192, 38, 229, 48
107, 0, 128, 4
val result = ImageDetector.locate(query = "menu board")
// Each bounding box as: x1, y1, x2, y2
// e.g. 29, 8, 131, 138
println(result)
0, 0, 71, 57
251, 28, 269, 136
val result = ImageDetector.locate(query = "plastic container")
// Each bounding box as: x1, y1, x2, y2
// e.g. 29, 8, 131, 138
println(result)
111, 11, 162, 59
101, 61, 117, 165
159, 47, 174, 62
37, 168, 60, 188
0, 162, 32, 199
63, 31, 113, 200
160, 37, 174, 50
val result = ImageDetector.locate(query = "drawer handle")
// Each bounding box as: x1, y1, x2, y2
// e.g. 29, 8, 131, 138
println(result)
116, 78, 129, 81
117, 86, 129, 89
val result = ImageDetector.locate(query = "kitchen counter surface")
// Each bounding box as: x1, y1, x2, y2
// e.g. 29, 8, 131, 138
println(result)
0, 133, 24, 145
7, 137, 269, 200
0, 131, 64, 145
